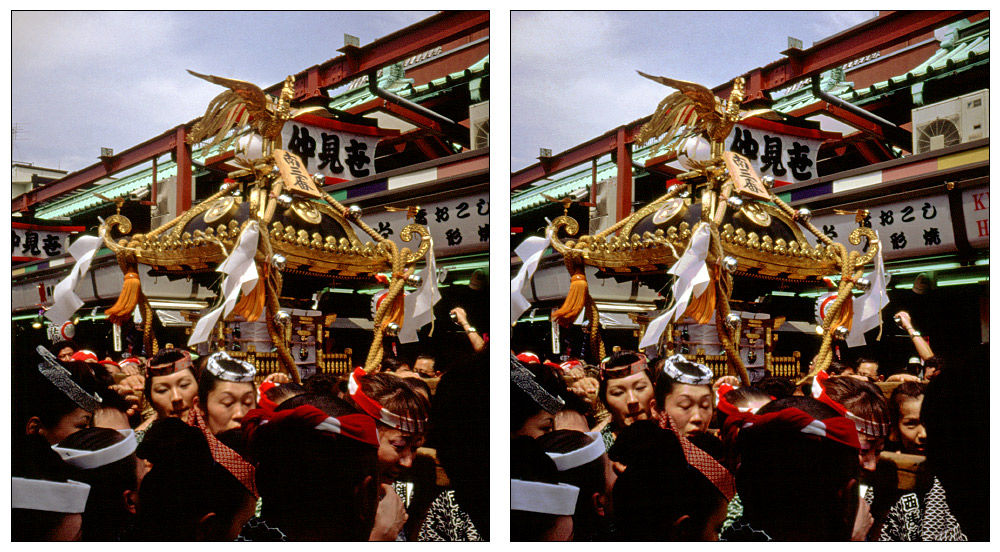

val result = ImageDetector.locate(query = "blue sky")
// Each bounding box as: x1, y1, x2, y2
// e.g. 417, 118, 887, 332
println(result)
11, 10, 435, 171
510, 11, 877, 171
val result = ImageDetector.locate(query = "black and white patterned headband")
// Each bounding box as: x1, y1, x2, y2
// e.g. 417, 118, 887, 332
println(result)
661, 354, 713, 386
511, 353, 565, 414
205, 351, 256, 383
36, 345, 103, 412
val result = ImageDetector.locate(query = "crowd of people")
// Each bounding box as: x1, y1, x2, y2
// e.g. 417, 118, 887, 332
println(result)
13, 307, 489, 542
510, 310, 988, 541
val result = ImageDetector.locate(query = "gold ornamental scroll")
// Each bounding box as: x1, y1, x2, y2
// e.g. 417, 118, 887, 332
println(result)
723, 151, 770, 202
274, 149, 322, 199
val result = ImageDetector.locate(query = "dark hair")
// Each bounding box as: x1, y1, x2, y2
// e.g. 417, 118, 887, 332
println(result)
262, 382, 305, 406
511, 361, 568, 433
51, 340, 78, 355
379, 357, 408, 373
56, 428, 139, 541
609, 420, 725, 541
855, 356, 878, 371
302, 372, 341, 397
251, 393, 378, 540
755, 376, 795, 399
923, 355, 944, 371
734, 397, 861, 540
821, 376, 891, 436
19, 359, 103, 434
536, 430, 608, 541
12, 433, 80, 541
511, 435, 565, 541
197, 355, 256, 408
351, 372, 430, 434
133, 418, 250, 541
431, 349, 489, 539
415, 354, 435, 362
143, 348, 199, 401
921, 345, 988, 540
827, 361, 852, 376
399, 375, 432, 399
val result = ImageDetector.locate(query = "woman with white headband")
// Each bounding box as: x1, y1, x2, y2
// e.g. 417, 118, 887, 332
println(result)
650, 354, 716, 438
345, 368, 431, 541
511, 436, 580, 541
537, 429, 616, 541
53, 427, 144, 541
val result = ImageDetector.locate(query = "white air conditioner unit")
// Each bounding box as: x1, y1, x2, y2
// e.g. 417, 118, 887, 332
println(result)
589, 177, 616, 234
469, 101, 489, 150
911, 89, 989, 154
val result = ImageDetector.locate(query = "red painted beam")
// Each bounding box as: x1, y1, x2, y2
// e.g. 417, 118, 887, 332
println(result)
264, 11, 490, 100
175, 127, 193, 213
713, 11, 974, 100
615, 127, 632, 222
510, 121, 648, 190
12, 125, 187, 213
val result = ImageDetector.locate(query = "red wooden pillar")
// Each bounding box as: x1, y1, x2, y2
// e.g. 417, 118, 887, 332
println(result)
615, 127, 632, 222
175, 127, 192, 212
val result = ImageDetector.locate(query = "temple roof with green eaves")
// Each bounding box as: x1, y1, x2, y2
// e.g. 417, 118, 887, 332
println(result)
772, 16, 988, 114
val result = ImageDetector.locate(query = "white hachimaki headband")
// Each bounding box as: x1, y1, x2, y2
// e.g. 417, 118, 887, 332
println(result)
53, 429, 138, 470
36, 345, 103, 412
545, 431, 606, 471
205, 351, 256, 383
347, 368, 427, 435
511, 353, 565, 414
510, 479, 580, 515
661, 354, 713, 386
12, 477, 91, 513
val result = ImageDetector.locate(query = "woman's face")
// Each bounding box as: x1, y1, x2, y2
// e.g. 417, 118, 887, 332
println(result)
57, 347, 75, 363
204, 381, 256, 434
514, 410, 555, 439
604, 372, 654, 428
376, 426, 425, 485
659, 383, 713, 436
897, 396, 926, 455
38, 408, 93, 445
149, 369, 198, 419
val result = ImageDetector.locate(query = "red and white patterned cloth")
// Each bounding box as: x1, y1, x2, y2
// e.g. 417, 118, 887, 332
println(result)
657, 411, 736, 501
185, 407, 258, 497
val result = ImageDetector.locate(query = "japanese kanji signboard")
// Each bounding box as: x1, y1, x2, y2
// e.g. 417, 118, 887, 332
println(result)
723, 151, 770, 201
961, 186, 989, 249
273, 149, 322, 199
361, 191, 489, 257
807, 194, 955, 261
725, 121, 829, 185
13, 222, 85, 263
280, 114, 393, 185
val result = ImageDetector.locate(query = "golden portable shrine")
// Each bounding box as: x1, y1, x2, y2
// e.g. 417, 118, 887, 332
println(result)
545, 73, 882, 385
95, 71, 432, 383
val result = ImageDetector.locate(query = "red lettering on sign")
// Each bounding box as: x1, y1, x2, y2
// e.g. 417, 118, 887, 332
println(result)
976, 219, 989, 237
972, 192, 989, 211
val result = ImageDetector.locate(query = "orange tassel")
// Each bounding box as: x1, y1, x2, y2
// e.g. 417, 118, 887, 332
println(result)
379, 293, 405, 330
552, 272, 588, 326
233, 269, 267, 322
106, 272, 141, 325
682, 270, 717, 324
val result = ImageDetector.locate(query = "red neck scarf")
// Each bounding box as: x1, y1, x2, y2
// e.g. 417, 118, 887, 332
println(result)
185, 407, 258, 497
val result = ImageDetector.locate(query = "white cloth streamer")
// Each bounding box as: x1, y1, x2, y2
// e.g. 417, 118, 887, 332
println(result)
399, 238, 441, 344
44, 232, 105, 325
510, 228, 552, 325
847, 231, 890, 347
639, 224, 712, 349
189, 222, 260, 345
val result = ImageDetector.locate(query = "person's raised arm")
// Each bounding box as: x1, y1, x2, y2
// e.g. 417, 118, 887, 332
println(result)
895, 311, 934, 361
451, 307, 485, 352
